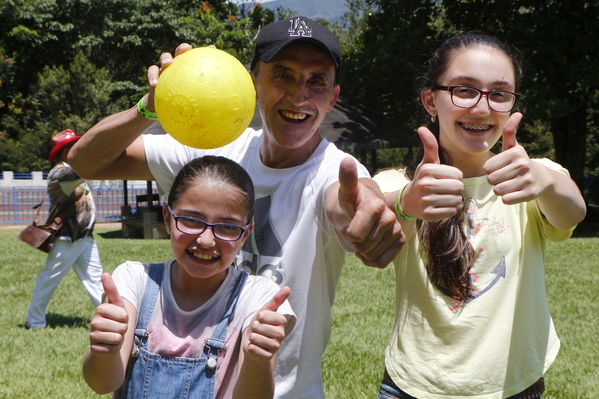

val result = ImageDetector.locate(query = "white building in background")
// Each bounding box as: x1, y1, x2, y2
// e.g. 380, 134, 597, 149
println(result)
0, 171, 150, 190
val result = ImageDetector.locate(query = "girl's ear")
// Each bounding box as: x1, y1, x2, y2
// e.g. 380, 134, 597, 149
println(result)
421, 89, 437, 119
162, 205, 171, 235
239, 221, 254, 246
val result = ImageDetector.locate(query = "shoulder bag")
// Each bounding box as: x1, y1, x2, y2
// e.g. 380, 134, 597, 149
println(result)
17, 200, 63, 253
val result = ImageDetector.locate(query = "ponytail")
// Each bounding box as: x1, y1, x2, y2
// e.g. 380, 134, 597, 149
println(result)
406, 137, 475, 302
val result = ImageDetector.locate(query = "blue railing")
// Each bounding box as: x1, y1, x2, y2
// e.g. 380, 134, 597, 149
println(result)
0, 185, 161, 224
13, 172, 33, 180
9, 172, 50, 180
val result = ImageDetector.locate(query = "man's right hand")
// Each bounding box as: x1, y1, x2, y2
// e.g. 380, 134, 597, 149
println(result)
69, 43, 214, 181
145, 43, 194, 112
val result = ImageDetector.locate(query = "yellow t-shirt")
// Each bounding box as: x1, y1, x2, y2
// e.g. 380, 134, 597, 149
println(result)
373, 159, 574, 399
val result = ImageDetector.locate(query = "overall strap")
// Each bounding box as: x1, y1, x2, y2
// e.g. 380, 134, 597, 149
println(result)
136, 262, 165, 330
212, 270, 249, 339
127, 262, 164, 362
203, 270, 249, 370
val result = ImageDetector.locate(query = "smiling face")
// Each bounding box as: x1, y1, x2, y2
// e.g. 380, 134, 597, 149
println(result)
252, 41, 340, 168
164, 176, 252, 287
421, 45, 516, 170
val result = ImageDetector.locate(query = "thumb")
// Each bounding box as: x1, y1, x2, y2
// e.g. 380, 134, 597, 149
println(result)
261, 286, 291, 312
337, 157, 359, 214
418, 127, 440, 164
502, 112, 523, 151
101, 273, 124, 307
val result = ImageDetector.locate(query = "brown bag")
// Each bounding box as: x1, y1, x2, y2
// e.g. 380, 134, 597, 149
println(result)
17, 200, 63, 253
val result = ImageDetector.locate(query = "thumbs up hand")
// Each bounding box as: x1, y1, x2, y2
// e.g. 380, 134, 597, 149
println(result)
483, 112, 546, 204
89, 273, 129, 355
420, 125, 441, 165
404, 127, 464, 220
500, 112, 522, 152
336, 157, 361, 222
243, 286, 292, 362
332, 158, 404, 268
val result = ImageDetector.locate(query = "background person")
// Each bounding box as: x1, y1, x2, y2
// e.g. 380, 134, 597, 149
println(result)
70, 16, 403, 398
83, 156, 295, 398
26, 129, 104, 329
374, 33, 586, 398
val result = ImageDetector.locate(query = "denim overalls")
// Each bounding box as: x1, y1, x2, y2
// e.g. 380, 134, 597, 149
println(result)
120, 263, 248, 399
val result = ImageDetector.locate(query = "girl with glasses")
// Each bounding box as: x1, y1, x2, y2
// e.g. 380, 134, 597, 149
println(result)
83, 155, 295, 398
374, 33, 585, 398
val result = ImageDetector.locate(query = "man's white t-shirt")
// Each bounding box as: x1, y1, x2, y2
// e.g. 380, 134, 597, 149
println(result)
144, 127, 369, 398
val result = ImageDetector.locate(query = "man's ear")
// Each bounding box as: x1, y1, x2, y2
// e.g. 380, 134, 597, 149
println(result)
327, 85, 340, 112
250, 67, 259, 101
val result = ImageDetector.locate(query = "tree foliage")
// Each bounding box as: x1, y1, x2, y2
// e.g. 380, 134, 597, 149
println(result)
0, 0, 272, 171
342, 0, 599, 187
2, 0, 597, 190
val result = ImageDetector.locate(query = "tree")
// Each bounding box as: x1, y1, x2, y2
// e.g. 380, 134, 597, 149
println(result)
0, 51, 117, 171
342, 0, 599, 189
341, 0, 441, 144
441, 0, 599, 188
0, 0, 265, 172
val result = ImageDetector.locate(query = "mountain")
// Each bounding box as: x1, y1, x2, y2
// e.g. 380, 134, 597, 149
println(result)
242, 0, 350, 24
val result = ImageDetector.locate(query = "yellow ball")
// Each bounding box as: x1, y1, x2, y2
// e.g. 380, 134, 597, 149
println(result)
154, 47, 256, 149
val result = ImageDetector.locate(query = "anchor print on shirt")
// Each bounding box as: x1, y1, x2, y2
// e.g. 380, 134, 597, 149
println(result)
470, 257, 506, 299
461, 199, 509, 303
239, 195, 285, 284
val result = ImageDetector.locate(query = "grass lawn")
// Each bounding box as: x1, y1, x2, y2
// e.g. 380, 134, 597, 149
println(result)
0, 223, 597, 398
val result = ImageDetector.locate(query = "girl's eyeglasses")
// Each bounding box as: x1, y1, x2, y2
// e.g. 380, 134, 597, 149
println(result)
167, 205, 250, 242
433, 85, 519, 113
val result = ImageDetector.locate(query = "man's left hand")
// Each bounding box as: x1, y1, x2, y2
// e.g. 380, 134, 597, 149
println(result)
334, 157, 405, 268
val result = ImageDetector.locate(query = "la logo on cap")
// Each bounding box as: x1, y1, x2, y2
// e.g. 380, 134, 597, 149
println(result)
288, 17, 312, 38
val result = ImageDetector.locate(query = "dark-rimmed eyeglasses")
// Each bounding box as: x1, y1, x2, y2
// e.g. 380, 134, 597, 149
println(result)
433, 85, 519, 113
167, 205, 250, 242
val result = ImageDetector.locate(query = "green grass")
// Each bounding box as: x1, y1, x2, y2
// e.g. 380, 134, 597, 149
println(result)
1, 224, 597, 398
0, 229, 172, 399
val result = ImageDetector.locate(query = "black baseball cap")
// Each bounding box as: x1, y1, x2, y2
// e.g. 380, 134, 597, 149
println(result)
250, 16, 341, 81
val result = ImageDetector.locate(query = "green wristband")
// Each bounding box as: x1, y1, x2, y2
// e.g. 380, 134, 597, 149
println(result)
395, 184, 415, 220
137, 96, 158, 120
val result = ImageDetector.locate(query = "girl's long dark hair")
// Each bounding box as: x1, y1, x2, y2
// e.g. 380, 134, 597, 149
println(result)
410, 33, 522, 302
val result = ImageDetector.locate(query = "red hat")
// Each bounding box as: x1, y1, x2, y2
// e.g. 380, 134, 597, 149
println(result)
48, 129, 81, 161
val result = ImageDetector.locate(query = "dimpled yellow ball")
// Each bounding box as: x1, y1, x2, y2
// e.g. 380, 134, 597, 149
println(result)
154, 47, 256, 149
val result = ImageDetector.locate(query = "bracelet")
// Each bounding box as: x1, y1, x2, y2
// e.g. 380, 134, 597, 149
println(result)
137, 96, 158, 120
395, 184, 415, 220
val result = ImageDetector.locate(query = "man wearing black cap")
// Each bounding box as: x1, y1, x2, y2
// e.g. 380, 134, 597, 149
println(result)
250, 15, 342, 79
70, 16, 403, 398
26, 129, 104, 329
